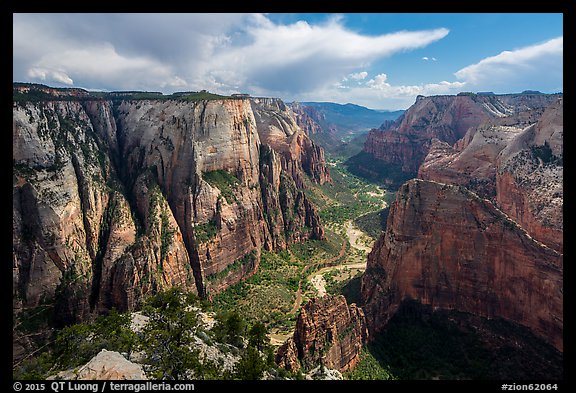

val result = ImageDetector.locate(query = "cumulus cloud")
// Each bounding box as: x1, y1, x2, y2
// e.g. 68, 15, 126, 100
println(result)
13, 13, 449, 97
422, 56, 437, 61
454, 36, 563, 91
207, 21, 448, 94
348, 71, 368, 80
27, 68, 74, 85
296, 72, 466, 110
13, 13, 253, 91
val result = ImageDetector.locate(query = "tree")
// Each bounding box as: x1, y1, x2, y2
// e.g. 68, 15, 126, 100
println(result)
248, 321, 268, 351
214, 310, 246, 347
233, 346, 266, 380
138, 288, 203, 380
54, 308, 136, 370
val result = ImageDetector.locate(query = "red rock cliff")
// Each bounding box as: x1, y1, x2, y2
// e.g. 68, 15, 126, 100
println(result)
276, 295, 368, 372
362, 93, 561, 177
361, 179, 563, 351
418, 98, 563, 253
13, 88, 329, 361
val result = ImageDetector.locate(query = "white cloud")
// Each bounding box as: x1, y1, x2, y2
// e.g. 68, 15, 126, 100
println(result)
297, 73, 466, 110
348, 71, 368, 80
26, 42, 185, 91
13, 13, 449, 96
454, 36, 562, 91
366, 73, 390, 89
422, 56, 429, 61
27, 68, 73, 85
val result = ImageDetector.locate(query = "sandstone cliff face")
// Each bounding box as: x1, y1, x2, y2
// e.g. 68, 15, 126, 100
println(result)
362, 93, 561, 176
495, 98, 563, 253
289, 102, 325, 135
251, 98, 331, 186
13, 87, 328, 355
361, 179, 563, 351
418, 98, 563, 253
276, 295, 368, 372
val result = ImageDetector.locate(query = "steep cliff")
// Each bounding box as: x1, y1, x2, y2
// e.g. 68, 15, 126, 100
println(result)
251, 98, 331, 186
356, 93, 561, 182
418, 98, 563, 252
361, 179, 563, 351
276, 295, 368, 372
13, 85, 329, 360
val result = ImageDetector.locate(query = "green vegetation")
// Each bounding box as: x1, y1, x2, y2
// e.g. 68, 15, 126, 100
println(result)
344, 348, 396, 380
323, 270, 364, 306
355, 300, 563, 380
194, 220, 219, 244
531, 141, 561, 164
302, 159, 389, 230
210, 231, 346, 333
14, 288, 284, 380
353, 207, 390, 240
176, 91, 230, 102
202, 170, 240, 203
209, 250, 299, 330
138, 289, 205, 379
14, 308, 137, 379
206, 250, 257, 284
345, 151, 416, 188
233, 346, 268, 380
13, 83, 232, 102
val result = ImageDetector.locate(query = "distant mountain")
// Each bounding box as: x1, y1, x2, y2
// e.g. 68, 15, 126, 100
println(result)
289, 101, 404, 158
292, 101, 403, 135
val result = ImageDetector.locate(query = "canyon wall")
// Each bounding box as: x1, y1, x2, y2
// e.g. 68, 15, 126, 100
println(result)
361, 96, 563, 352
360, 93, 561, 178
13, 85, 330, 347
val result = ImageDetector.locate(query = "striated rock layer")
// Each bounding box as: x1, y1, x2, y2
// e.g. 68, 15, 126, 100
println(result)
361, 179, 563, 351
13, 85, 330, 360
418, 97, 563, 253
276, 295, 368, 372
361, 93, 561, 179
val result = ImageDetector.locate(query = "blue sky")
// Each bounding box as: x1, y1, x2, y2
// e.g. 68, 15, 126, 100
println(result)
13, 13, 563, 109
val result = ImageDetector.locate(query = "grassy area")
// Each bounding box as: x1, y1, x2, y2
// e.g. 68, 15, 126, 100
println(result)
344, 348, 397, 380
303, 159, 389, 232
209, 231, 345, 334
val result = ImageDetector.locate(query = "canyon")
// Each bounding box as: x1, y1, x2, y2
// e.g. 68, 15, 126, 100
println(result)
361, 94, 563, 352
13, 83, 563, 378
13, 84, 330, 360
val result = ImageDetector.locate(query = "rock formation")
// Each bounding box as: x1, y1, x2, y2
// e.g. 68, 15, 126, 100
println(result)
49, 349, 147, 380
358, 93, 562, 181
418, 97, 563, 253
362, 179, 562, 352
276, 295, 368, 372
13, 84, 329, 360
361, 95, 563, 353
251, 98, 331, 186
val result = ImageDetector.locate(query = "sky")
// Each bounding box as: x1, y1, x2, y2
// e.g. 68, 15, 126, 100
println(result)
13, 13, 563, 110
